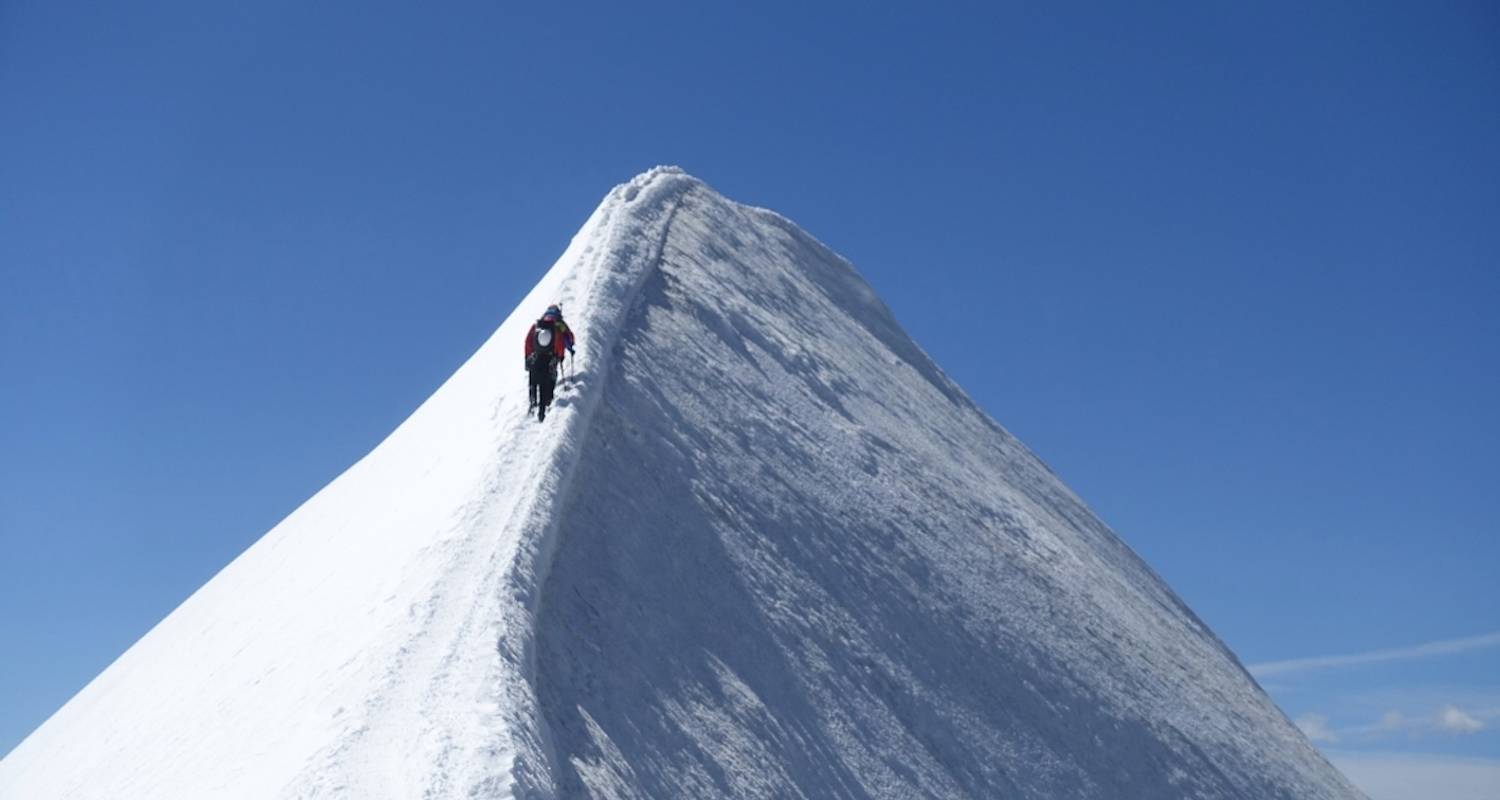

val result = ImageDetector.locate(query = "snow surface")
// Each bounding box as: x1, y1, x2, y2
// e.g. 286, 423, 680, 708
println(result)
0, 168, 1363, 799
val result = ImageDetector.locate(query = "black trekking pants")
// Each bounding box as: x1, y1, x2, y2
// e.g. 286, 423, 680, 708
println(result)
530, 362, 557, 409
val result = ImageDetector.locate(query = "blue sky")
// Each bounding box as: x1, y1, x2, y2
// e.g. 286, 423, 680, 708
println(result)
2, 1, 1496, 794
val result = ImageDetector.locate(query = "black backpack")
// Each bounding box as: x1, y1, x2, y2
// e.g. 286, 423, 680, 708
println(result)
530, 320, 558, 371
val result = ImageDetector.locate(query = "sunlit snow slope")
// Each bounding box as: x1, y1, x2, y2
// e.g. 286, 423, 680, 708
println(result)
0, 168, 1362, 799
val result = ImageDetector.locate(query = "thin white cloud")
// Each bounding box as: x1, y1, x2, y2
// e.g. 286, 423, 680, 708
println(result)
1295, 713, 1338, 743
1340, 711, 1406, 738
1438, 706, 1485, 734
1330, 752, 1500, 800
1249, 631, 1500, 678
1308, 705, 1492, 741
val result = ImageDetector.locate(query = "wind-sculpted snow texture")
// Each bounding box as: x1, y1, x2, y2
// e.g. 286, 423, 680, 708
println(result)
530, 179, 1361, 799
0, 168, 1361, 799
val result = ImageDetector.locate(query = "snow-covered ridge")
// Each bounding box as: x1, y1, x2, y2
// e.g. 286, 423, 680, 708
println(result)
0, 168, 1362, 799
487, 166, 700, 794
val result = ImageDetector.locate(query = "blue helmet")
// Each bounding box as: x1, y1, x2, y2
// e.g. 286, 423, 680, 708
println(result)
545, 304, 562, 319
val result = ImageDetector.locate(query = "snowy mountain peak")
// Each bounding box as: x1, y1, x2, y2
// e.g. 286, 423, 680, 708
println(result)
0, 171, 1362, 799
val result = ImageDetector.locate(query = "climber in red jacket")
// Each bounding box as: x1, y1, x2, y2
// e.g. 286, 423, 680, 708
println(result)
524, 304, 574, 421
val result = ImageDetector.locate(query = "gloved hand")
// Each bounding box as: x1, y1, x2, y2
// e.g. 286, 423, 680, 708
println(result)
568, 346, 575, 356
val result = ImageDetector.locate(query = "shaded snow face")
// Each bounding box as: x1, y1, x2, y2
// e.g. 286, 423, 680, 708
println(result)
532, 187, 1361, 799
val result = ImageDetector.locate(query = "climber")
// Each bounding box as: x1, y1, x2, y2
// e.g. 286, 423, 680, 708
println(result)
524, 304, 574, 421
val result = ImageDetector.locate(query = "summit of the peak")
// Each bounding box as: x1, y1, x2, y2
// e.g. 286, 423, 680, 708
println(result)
607, 166, 711, 205
636, 164, 688, 179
